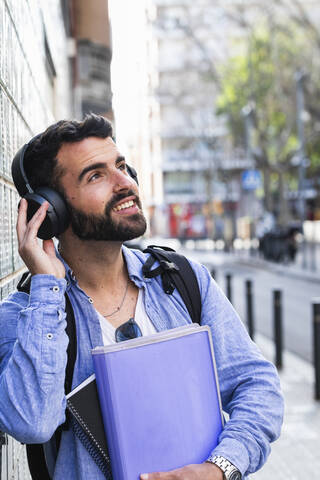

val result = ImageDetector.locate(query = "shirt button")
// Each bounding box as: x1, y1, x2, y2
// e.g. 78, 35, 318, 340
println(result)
88, 298, 93, 304
47, 333, 53, 340
52, 286, 60, 293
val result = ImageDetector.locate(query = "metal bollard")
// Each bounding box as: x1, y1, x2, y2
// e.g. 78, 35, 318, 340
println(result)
226, 273, 232, 303
246, 280, 254, 339
273, 289, 283, 370
312, 299, 320, 400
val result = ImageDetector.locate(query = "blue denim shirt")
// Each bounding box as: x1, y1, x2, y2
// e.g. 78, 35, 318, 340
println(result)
0, 246, 283, 479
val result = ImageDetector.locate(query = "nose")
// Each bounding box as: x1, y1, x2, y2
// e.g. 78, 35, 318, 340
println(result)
112, 168, 135, 192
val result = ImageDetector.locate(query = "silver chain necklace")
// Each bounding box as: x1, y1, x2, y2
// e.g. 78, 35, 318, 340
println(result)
101, 278, 129, 317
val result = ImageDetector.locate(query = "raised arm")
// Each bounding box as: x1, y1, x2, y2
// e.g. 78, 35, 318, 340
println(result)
0, 200, 68, 443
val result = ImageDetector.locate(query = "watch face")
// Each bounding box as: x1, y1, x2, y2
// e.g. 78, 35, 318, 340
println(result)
229, 471, 242, 480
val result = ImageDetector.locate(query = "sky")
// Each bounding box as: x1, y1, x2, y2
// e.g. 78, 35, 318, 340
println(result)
108, 0, 150, 155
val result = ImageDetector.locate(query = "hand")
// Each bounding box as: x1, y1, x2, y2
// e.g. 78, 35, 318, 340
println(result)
140, 462, 223, 480
16, 199, 65, 279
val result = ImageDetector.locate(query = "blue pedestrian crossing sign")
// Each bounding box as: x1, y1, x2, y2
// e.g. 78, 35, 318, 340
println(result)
242, 170, 262, 190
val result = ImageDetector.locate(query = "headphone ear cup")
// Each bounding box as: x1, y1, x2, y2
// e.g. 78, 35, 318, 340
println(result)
12, 144, 29, 197
25, 187, 70, 240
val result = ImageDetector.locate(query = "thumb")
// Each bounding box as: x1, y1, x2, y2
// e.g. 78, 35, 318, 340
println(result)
141, 472, 169, 479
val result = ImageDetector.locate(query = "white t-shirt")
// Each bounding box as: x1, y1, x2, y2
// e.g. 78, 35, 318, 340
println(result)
97, 288, 157, 345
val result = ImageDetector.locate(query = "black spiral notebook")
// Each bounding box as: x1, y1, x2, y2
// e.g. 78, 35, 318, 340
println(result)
66, 374, 111, 474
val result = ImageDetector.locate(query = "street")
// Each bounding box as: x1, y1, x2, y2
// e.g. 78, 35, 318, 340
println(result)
181, 248, 320, 363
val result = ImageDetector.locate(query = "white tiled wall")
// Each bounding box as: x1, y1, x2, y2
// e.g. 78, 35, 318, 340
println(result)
0, 0, 72, 477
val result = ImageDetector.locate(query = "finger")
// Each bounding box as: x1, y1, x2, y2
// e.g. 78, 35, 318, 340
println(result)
16, 198, 28, 241
26, 202, 49, 237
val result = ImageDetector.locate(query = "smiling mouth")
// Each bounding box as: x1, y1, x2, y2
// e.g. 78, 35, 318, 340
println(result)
113, 199, 136, 212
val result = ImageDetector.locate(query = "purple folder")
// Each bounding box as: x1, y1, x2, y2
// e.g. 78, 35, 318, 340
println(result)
92, 325, 224, 480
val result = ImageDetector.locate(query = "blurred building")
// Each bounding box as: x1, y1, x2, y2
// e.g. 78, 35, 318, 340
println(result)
71, 0, 113, 119
153, 0, 254, 241
108, 0, 164, 236
153, 0, 320, 242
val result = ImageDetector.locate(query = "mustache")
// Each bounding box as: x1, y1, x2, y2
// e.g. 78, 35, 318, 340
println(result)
107, 189, 142, 212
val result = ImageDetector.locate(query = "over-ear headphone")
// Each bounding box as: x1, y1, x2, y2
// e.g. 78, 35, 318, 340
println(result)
11, 134, 139, 240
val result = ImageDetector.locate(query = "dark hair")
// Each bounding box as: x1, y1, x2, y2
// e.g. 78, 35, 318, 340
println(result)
24, 113, 113, 190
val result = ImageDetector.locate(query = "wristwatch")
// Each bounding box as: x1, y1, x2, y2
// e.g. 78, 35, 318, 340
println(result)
206, 455, 242, 480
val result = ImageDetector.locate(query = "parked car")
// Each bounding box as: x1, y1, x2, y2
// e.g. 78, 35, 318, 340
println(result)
259, 223, 302, 263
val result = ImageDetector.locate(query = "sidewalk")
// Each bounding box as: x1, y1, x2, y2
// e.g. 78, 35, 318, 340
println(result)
181, 245, 320, 284
250, 333, 320, 479
180, 246, 320, 477
232, 250, 320, 284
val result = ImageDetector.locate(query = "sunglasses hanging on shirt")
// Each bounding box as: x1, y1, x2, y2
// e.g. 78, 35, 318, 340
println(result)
115, 318, 142, 343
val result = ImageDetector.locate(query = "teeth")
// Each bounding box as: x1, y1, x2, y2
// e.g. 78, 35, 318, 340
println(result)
114, 200, 135, 212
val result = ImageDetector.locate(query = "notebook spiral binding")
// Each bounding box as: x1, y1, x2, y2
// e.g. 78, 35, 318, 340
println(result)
68, 402, 112, 478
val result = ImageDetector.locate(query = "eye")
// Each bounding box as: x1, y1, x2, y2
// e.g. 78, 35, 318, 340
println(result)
88, 172, 101, 182
118, 163, 127, 171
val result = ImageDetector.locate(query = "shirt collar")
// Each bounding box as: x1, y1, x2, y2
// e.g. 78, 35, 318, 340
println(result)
122, 244, 151, 284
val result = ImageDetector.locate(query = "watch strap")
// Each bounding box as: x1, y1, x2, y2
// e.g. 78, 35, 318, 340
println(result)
206, 455, 242, 480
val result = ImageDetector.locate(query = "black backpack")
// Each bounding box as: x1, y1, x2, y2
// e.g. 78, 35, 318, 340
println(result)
17, 246, 202, 479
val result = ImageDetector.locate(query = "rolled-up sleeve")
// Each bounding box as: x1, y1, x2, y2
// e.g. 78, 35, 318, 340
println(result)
0, 275, 69, 444
194, 263, 284, 477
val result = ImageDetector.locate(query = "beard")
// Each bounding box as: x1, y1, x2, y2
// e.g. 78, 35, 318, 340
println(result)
65, 190, 147, 241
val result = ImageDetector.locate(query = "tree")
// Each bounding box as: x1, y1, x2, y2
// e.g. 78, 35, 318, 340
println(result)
154, 0, 320, 226
216, 13, 320, 222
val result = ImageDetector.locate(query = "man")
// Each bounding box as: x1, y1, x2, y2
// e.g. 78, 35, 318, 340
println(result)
0, 114, 283, 479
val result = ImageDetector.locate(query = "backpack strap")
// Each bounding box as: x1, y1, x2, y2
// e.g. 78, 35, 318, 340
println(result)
16, 271, 32, 293
142, 245, 202, 325
64, 295, 77, 396
17, 272, 77, 479
26, 444, 51, 480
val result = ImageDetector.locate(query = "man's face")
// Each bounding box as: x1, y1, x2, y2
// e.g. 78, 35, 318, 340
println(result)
56, 136, 147, 241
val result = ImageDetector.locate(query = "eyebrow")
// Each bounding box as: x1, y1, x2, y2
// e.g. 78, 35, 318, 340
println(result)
78, 156, 126, 183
